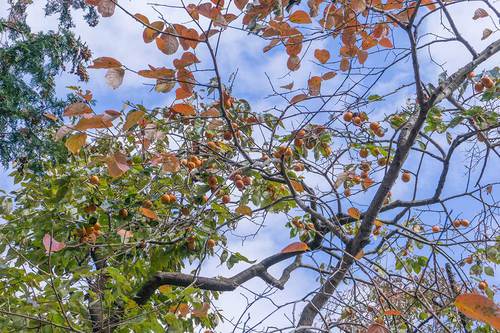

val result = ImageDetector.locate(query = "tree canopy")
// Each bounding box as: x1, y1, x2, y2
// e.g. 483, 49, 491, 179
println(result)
0, 0, 499, 332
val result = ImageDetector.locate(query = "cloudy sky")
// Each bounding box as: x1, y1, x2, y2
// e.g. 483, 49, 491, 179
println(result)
1, 1, 498, 331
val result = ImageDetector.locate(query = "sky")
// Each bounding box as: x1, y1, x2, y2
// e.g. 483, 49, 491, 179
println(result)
1, 1, 499, 331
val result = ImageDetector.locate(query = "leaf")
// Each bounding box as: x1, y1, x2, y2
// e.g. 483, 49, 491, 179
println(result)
88, 57, 121, 69
123, 110, 145, 131
280, 82, 294, 90
314, 49, 330, 64
161, 154, 181, 173
171, 103, 196, 116
134, 13, 149, 25
287, 55, 301, 71
340, 57, 350, 72
191, 303, 210, 318
358, 50, 368, 65
74, 115, 113, 131
65, 133, 87, 154
366, 323, 389, 333
64, 102, 93, 117
472, 8, 489, 20
235, 205, 252, 217
43, 234, 66, 253
104, 68, 125, 89
55, 125, 72, 141
158, 285, 172, 294
355, 250, 364, 260
281, 242, 309, 253
143, 21, 164, 43
289, 10, 312, 24
481, 28, 493, 40
200, 107, 220, 117
138, 66, 175, 79
347, 207, 361, 219
117, 229, 133, 242
139, 207, 158, 220
97, 0, 115, 17
156, 27, 179, 55
335, 172, 349, 189
322, 71, 337, 80
43, 112, 58, 121
291, 180, 304, 192
351, 0, 366, 12
379, 38, 393, 48
308, 76, 322, 96
290, 94, 307, 104
455, 293, 500, 329
107, 152, 130, 178
234, 0, 248, 10
384, 309, 401, 316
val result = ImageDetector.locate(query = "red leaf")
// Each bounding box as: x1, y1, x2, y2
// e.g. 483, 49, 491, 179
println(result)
281, 242, 309, 253
384, 309, 401, 316
379, 38, 393, 48
43, 234, 66, 254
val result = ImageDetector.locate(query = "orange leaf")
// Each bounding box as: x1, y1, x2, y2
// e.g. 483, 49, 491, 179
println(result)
455, 293, 500, 329
340, 57, 350, 72
200, 107, 220, 117
355, 249, 364, 260
289, 10, 312, 24
322, 71, 337, 80
88, 57, 122, 69
139, 207, 158, 220
281, 242, 309, 254
158, 285, 172, 294
175, 87, 193, 100
63, 102, 92, 117
234, 0, 248, 10
143, 21, 164, 43
308, 76, 322, 96
107, 152, 130, 178
366, 323, 389, 333
379, 37, 393, 48
156, 27, 179, 55
65, 133, 87, 154
191, 303, 210, 318
347, 207, 361, 219
171, 103, 196, 116
287, 55, 301, 71
351, 0, 366, 12
290, 180, 304, 192
134, 13, 149, 25
74, 115, 113, 131
358, 50, 368, 64
123, 110, 145, 131
314, 49, 330, 64
290, 94, 307, 104
384, 309, 401, 316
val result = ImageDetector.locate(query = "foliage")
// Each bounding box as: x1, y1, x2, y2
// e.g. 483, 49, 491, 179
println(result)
0, 0, 499, 332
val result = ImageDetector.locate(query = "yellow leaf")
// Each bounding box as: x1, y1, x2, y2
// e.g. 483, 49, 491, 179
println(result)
455, 293, 500, 329
139, 207, 158, 220
158, 285, 172, 294
291, 180, 305, 192
289, 10, 312, 24
65, 133, 87, 154
347, 207, 361, 219
123, 110, 145, 131
235, 205, 252, 217
143, 21, 164, 43
281, 242, 309, 254
374, 219, 384, 228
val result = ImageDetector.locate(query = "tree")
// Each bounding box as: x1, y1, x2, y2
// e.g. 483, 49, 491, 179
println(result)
0, 0, 499, 332
0, 0, 97, 167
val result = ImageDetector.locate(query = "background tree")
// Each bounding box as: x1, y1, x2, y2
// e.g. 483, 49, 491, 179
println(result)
0, 0, 499, 332
0, 0, 97, 167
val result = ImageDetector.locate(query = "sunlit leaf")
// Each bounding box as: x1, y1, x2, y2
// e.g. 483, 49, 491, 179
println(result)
74, 115, 113, 131
88, 57, 121, 69
123, 110, 145, 131
291, 180, 305, 192
290, 94, 307, 104
314, 49, 330, 64
143, 21, 164, 43
455, 293, 500, 329
63, 102, 92, 117
308, 76, 322, 96
171, 103, 196, 116
347, 207, 361, 219
281, 242, 309, 253
379, 38, 393, 48
65, 133, 87, 154
139, 207, 158, 220
107, 152, 130, 178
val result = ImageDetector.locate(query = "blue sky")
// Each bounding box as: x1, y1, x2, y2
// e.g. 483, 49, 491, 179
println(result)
1, 1, 499, 330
